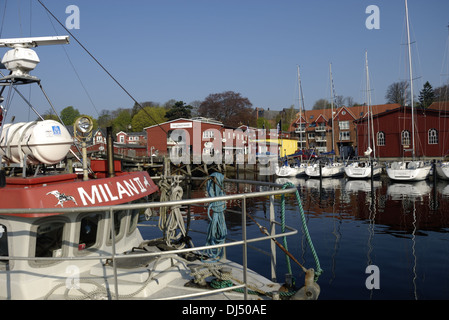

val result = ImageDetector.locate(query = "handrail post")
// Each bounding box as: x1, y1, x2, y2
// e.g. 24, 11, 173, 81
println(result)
110, 207, 119, 300
269, 189, 277, 282
241, 196, 248, 299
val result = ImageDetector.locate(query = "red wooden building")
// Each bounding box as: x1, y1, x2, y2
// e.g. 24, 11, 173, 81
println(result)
356, 105, 449, 159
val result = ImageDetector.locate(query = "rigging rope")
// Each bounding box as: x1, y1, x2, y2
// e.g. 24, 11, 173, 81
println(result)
37, 0, 172, 138
281, 182, 323, 280
203, 172, 227, 261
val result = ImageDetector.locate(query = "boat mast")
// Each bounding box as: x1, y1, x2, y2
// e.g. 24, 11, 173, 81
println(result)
329, 63, 335, 160
405, 0, 415, 160
365, 50, 375, 159
297, 65, 304, 155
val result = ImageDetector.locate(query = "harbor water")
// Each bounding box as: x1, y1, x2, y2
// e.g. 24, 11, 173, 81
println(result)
140, 172, 449, 300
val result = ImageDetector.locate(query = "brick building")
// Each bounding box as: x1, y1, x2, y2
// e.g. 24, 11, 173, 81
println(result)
290, 103, 399, 158
145, 117, 258, 162
357, 104, 449, 159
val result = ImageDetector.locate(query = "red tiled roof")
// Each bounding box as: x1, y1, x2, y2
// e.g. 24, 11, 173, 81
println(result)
429, 101, 449, 111
290, 103, 400, 131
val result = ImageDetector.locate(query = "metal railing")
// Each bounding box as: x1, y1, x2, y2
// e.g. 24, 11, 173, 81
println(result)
0, 177, 300, 300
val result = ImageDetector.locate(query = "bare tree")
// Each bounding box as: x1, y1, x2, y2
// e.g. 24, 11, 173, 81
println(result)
198, 91, 254, 127
312, 99, 331, 110
434, 83, 449, 102
189, 100, 202, 117
334, 95, 345, 107
385, 81, 410, 106
345, 96, 357, 107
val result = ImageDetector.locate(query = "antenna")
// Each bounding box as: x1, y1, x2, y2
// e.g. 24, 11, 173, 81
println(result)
0, 36, 69, 81
0, 35, 69, 48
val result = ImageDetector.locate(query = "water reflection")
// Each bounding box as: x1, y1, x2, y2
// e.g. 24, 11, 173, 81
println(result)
145, 173, 449, 299
387, 181, 431, 201
246, 174, 449, 299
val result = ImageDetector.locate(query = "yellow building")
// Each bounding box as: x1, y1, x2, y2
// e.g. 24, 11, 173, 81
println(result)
259, 139, 297, 157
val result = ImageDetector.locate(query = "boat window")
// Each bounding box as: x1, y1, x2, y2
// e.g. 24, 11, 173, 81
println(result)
108, 210, 127, 244
78, 213, 103, 252
35, 221, 65, 258
128, 208, 141, 235
127, 197, 149, 235
0, 224, 9, 266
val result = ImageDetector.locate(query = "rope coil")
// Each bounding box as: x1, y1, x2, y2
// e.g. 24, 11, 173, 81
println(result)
203, 172, 227, 261
157, 176, 188, 249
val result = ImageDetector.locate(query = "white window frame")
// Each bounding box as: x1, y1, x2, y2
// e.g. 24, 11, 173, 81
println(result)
339, 131, 350, 141
339, 121, 350, 130
401, 130, 411, 146
428, 128, 438, 145
203, 131, 215, 139
377, 131, 385, 146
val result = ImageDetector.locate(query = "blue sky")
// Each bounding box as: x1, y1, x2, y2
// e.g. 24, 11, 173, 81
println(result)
1, 0, 449, 122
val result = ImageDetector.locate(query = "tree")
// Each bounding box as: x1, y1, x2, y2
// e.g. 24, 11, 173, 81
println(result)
275, 105, 297, 131
256, 117, 271, 130
189, 100, 202, 117
42, 109, 59, 121
131, 101, 159, 117
165, 101, 193, 121
434, 84, 449, 102
97, 109, 114, 128
418, 81, 435, 109
334, 95, 345, 108
198, 91, 254, 127
345, 96, 359, 107
162, 99, 177, 109
112, 109, 133, 133
312, 99, 331, 110
60, 106, 80, 126
131, 106, 167, 132
385, 81, 410, 106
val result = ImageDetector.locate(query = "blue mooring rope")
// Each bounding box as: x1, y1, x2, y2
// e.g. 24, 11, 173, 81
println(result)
203, 172, 227, 261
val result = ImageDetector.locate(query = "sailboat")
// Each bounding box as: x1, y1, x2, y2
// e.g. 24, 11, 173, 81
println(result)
276, 66, 307, 177
345, 51, 382, 179
386, 0, 431, 182
436, 159, 449, 180
275, 159, 305, 177
305, 63, 345, 178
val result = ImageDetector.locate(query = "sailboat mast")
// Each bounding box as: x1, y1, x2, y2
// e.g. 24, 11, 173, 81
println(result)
297, 65, 302, 152
329, 63, 335, 159
405, 0, 415, 159
365, 50, 375, 159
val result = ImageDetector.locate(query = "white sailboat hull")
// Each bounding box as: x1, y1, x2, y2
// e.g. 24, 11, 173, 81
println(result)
386, 161, 431, 181
276, 164, 306, 177
305, 163, 345, 178
344, 161, 382, 179
436, 162, 449, 180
